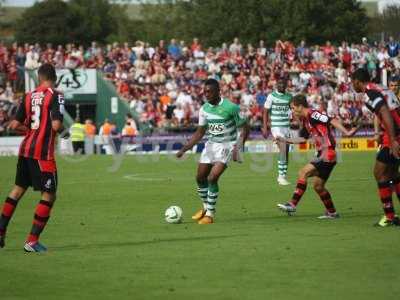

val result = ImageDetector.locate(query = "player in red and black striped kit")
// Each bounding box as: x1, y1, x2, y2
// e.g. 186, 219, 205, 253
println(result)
0, 63, 67, 252
276, 94, 357, 219
352, 68, 400, 227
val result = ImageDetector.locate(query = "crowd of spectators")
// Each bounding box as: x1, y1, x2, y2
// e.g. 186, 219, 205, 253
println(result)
1, 37, 400, 135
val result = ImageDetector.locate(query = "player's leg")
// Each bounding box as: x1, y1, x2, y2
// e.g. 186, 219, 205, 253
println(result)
0, 185, 27, 248
24, 191, 56, 252
192, 163, 212, 220
313, 176, 339, 219
198, 162, 227, 224
389, 161, 400, 203
193, 142, 213, 220
0, 157, 30, 248
24, 160, 58, 252
373, 156, 399, 226
277, 140, 289, 183
273, 127, 290, 185
310, 161, 338, 219
277, 163, 318, 215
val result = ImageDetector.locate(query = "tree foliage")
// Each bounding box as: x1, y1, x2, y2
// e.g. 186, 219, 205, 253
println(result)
369, 5, 400, 40
15, 0, 128, 45
15, 0, 72, 45
135, 0, 368, 46
14, 0, 368, 46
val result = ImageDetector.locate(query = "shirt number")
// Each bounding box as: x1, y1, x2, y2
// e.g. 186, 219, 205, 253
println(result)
31, 105, 41, 130
311, 111, 328, 123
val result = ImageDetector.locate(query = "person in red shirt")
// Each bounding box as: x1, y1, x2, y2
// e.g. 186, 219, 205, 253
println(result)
0, 63, 68, 252
352, 68, 400, 227
276, 94, 357, 219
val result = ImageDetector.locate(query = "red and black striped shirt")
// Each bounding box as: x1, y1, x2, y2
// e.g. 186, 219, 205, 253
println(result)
301, 109, 336, 162
16, 85, 64, 161
364, 83, 400, 147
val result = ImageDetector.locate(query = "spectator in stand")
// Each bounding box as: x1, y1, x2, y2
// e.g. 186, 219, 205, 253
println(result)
2, 38, 400, 136
99, 118, 113, 137
229, 37, 242, 54
122, 121, 136, 137
168, 39, 181, 60
0, 108, 10, 136
125, 113, 138, 133
24, 46, 40, 70
387, 36, 399, 58
84, 119, 97, 138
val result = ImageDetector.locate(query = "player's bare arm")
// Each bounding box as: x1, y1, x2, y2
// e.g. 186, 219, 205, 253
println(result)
8, 120, 28, 134
373, 115, 383, 144
176, 126, 206, 158
239, 122, 250, 147
275, 136, 307, 144
261, 108, 269, 138
377, 104, 400, 158
330, 118, 358, 136
52, 120, 69, 139
233, 122, 250, 162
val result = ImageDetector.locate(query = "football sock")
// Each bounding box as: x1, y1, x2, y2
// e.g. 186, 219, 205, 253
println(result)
377, 181, 395, 220
290, 179, 307, 207
392, 177, 400, 202
206, 183, 219, 217
0, 197, 19, 235
27, 200, 53, 243
317, 190, 336, 214
278, 160, 288, 176
197, 182, 208, 210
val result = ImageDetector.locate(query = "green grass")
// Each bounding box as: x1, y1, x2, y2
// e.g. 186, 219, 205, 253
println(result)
0, 152, 399, 300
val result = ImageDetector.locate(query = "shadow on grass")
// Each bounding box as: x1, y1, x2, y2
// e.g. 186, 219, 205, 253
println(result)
40, 234, 246, 252
221, 212, 379, 224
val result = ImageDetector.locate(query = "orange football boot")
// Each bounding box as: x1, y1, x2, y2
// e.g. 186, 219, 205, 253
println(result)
198, 216, 213, 224
192, 209, 206, 221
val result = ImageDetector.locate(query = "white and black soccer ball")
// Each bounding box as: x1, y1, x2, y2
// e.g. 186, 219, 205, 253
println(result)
165, 206, 183, 224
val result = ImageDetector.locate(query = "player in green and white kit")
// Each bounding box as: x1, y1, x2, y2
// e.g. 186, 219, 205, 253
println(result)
176, 79, 249, 224
262, 78, 292, 185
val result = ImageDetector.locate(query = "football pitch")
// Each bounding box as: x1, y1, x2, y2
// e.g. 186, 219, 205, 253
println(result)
0, 152, 399, 300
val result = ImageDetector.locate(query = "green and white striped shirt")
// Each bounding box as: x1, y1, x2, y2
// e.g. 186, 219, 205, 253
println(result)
264, 91, 292, 128
199, 98, 247, 143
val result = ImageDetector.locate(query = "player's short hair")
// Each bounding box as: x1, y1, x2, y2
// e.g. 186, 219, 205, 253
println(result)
292, 94, 308, 108
38, 63, 57, 82
351, 68, 370, 83
204, 78, 220, 91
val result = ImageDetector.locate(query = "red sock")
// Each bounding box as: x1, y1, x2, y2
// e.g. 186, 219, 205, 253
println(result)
0, 197, 19, 235
377, 181, 395, 220
317, 190, 336, 214
27, 200, 53, 243
290, 179, 307, 207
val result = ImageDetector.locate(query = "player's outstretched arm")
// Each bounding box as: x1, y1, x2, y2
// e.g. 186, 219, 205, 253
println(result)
330, 118, 358, 136
176, 126, 206, 158
275, 136, 307, 145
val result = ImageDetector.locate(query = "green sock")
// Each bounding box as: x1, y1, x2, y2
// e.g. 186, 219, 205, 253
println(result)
197, 182, 208, 210
206, 183, 219, 217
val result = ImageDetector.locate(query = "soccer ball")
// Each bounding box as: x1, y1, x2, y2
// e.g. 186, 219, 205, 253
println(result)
165, 206, 183, 224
